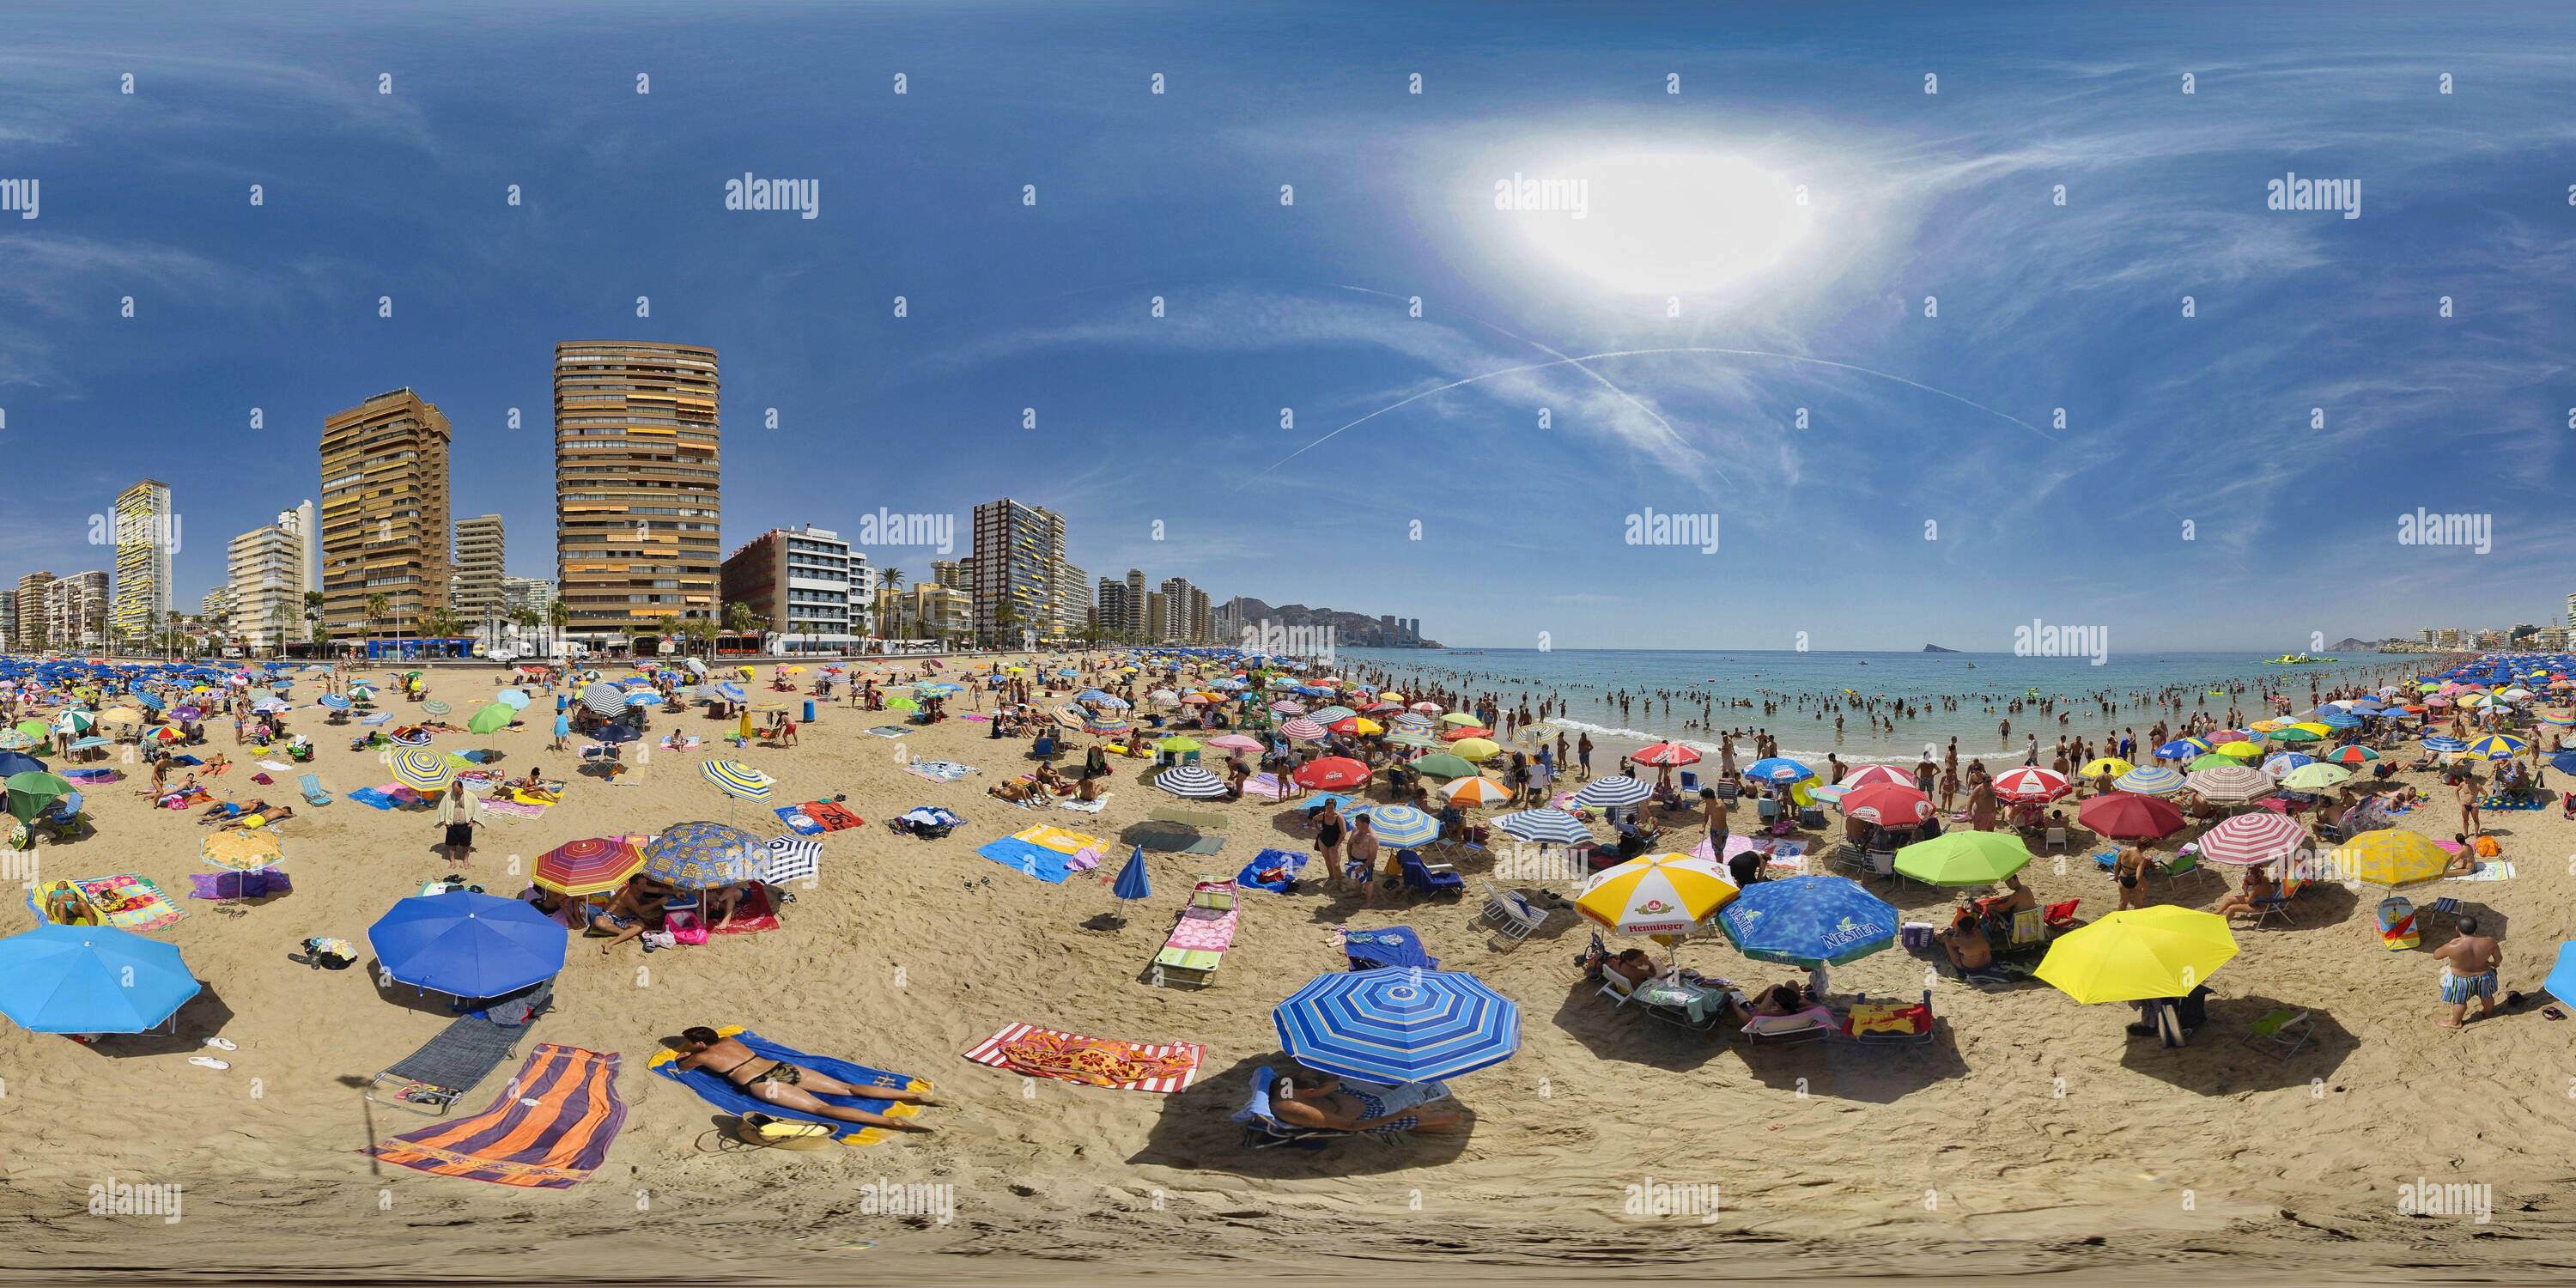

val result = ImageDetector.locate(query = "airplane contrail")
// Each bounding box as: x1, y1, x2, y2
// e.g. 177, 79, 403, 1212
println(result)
1241, 337, 2056, 486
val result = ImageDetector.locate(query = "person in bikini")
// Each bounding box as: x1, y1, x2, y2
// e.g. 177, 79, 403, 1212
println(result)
674, 1027, 944, 1132
1269, 1065, 1465, 1136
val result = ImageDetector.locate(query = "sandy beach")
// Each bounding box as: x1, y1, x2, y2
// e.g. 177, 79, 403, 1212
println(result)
1, 651, 2573, 1286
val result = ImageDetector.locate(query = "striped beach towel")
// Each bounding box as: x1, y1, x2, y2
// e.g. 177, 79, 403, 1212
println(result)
364, 1045, 624, 1188
961, 1023, 1204, 1093
481, 798, 548, 820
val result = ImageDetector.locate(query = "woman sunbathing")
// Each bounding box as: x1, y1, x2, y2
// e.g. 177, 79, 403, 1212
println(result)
1269, 1066, 1463, 1136
675, 1028, 942, 1132
987, 779, 1039, 805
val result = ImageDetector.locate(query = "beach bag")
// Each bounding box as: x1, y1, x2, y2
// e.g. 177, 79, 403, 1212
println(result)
2376, 896, 2418, 951
1899, 922, 1937, 951
665, 909, 709, 945
292, 936, 355, 969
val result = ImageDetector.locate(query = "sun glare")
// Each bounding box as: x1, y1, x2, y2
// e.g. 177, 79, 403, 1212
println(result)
1504, 149, 1811, 295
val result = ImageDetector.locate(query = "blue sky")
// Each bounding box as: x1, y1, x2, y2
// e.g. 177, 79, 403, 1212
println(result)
4, 1, 2573, 650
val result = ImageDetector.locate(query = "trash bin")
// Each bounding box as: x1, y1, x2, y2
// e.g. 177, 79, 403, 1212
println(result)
803, 700, 816, 723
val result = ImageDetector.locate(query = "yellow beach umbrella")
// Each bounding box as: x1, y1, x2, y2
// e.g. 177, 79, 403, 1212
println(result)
1449, 737, 1503, 762
100, 708, 146, 726
1379, 691, 1405, 703
2284, 723, 2332, 738
2330, 829, 2449, 887
2214, 740, 2263, 760
202, 829, 286, 872
1577, 854, 1738, 936
2035, 907, 2237, 1004
1347, 717, 1383, 736
2080, 756, 2134, 778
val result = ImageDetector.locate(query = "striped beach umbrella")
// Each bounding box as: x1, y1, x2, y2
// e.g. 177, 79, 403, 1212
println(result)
319, 693, 352, 712
2196, 812, 2310, 868
580, 682, 629, 718
1270, 702, 1307, 716
1154, 765, 1226, 798
1273, 968, 1521, 1084
1357, 804, 1439, 847
702, 760, 776, 801
1578, 854, 1737, 935
2421, 736, 2469, 755
762, 835, 823, 885
420, 698, 451, 718
1493, 808, 1593, 845
2464, 734, 2527, 760
1279, 717, 1327, 742
2328, 744, 2381, 765
1310, 706, 1357, 726
1989, 765, 2070, 803
1838, 764, 1915, 791
534, 837, 644, 896
642, 822, 768, 890
1571, 775, 1650, 808
390, 749, 454, 793
2184, 764, 2273, 802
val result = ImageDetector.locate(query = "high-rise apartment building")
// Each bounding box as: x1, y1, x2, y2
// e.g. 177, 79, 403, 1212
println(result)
320, 387, 453, 639
228, 515, 307, 653
46, 571, 111, 649
1158, 577, 1207, 643
452, 513, 506, 626
1144, 590, 1168, 643
110, 477, 174, 647
1123, 568, 1146, 636
554, 341, 720, 649
970, 498, 1064, 644
282, 501, 319, 598
501, 576, 558, 615
721, 524, 859, 653
13, 572, 54, 649
0, 590, 13, 649
1097, 577, 1132, 638
201, 587, 229, 623
1053, 561, 1090, 637
929, 558, 969, 590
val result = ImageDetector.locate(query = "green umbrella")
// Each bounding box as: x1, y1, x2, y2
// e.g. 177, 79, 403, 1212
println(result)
2279, 762, 2351, 792
12, 721, 46, 742
2267, 727, 2323, 744
2185, 751, 2241, 771
1156, 736, 1203, 753
1411, 752, 1481, 780
5, 771, 72, 825
887, 696, 919, 711
1894, 830, 2035, 886
468, 703, 513, 735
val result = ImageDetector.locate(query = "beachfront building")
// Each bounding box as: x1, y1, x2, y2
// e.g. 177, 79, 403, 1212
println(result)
1157, 577, 1209, 643
320, 387, 453, 641
501, 576, 557, 615
1052, 560, 1089, 639
1124, 568, 1146, 635
227, 515, 308, 654
929, 558, 969, 590
721, 523, 859, 654
874, 582, 970, 642
12, 573, 53, 649
553, 340, 721, 653
109, 477, 175, 650
1144, 589, 1168, 643
0, 590, 12, 648
452, 513, 506, 630
282, 500, 319, 596
200, 586, 229, 624
1096, 576, 1133, 639
969, 498, 1065, 646
46, 571, 110, 650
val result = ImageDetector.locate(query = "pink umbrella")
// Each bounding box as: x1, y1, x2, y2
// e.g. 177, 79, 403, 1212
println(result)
1206, 733, 1264, 753
1280, 717, 1327, 741
1270, 701, 1307, 715
1838, 764, 1915, 790
2197, 811, 2311, 867
1988, 765, 2070, 803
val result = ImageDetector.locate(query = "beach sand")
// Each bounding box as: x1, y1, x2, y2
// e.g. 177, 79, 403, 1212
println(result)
5, 653, 2574, 1285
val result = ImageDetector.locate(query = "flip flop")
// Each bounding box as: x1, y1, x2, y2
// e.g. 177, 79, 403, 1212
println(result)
204, 1036, 238, 1051
189, 1056, 229, 1070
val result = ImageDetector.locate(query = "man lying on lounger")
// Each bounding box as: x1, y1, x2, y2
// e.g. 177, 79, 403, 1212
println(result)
1270, 1065, 1465, 1135
674, 1028, 942, 1133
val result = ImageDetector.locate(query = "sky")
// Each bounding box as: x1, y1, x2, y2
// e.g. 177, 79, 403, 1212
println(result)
3, 1, 2573, 652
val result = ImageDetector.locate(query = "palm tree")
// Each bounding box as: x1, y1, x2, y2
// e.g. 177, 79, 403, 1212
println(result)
164, 610, 184, 662
547, 599, 571, 659
269, 605, 293, 658
365, 592, 391, 646
511, 606, 538, 655
724, 601, 758, 657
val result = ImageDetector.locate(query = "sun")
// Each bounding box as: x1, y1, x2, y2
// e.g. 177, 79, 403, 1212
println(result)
1504, 149, 1811, 295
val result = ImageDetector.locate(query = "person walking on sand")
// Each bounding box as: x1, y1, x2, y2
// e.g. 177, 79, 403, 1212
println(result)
435, 779, 481, 868
2433, 915, 2503, 1029
2454, 770, 2482, 840
1967, 776, 1998, 832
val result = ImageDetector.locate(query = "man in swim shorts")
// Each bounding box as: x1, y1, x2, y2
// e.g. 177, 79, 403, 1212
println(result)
2433, 914, 2503, 1029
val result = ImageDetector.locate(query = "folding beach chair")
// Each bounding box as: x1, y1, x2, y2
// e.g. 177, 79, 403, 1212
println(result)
1397, 849, 1465, 899
365, 981, 554, 1116
1477, 880, 1557, 951
297, 773, 331, 807
1580, 933, 1722, 1032
2250, 877, 2307, 929
1148, 880, 1239, 989
1234, 1066, 1360, 1150
2243, 1007, 2314, 1060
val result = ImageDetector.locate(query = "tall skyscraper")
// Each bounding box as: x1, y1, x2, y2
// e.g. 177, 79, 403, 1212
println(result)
1144, 589, 1168, 643
1097, 576, 1132, 637
13, 572, 54, 649
969, 498, 1064, 644
1124, 568, 1146, 635
320, 387, 453, 639
0, 590, 13, 648
280, 501, 318, 598
228, 515, 307, 653
553, 341, 721, 649
1053, 560, 1090, 637
111, 477, 174, 647
452, 513, 507, 626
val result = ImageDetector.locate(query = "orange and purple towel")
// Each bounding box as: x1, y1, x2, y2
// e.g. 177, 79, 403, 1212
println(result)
364, 1044, 624, 1188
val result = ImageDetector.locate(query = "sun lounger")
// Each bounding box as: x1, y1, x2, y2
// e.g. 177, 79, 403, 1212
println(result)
366, 981, 554, 1116
1579, 933, 1725, 1031
1478, 880, 1558, 951
2244, 1007, 2313, 1060
1149, 880, 1240, 989
1398, 849, 1464, 898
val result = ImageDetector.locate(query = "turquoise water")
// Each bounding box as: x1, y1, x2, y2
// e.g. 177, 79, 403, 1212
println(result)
1330, 647, 2442, 764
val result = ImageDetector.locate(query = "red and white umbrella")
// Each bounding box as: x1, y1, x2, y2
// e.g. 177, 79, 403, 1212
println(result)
1631, 741, 1702, 767
1270, 701, 1307, 715
1280, 717, 1327, 741
2197, 811, 2311, 866
1839, 764, 1915, 791
1988, 765, 2070, 803
1292, 756, 1372, 790
1840, 783, 1934, 827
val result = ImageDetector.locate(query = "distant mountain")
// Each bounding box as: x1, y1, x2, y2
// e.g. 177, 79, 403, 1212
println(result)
1228, 598, 1441, 648
2326, 637, 2378, 653
1923, 644, 1959, 653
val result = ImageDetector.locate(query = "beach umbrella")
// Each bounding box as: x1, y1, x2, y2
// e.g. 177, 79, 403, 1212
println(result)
762, 835, 822, 885
533, 837, 644, 896
2036, 907, 2235, 1004
1293, 756, 1371, 790
2184, 752, 2241, 772
1572, 775, 1652, 808
1407, 702, 1440, 714
580, 682, 628, 718
389, 727, 434, 748
1448, 738, 1502, 762
2543, 943, 2576, 1010
2154, 738, 2210, 760
319, 693, 352, 712
1443, 776, 1514, 806
1841, 782, 1934, 827
66, 736, 112, 751
2328, 829, 2449, 887
2212, 740, 2263, 761
1309, 706, 1358, 725
1205, 733, 1264, 755
596, 723, 641, 744
2278, 762, 2353, 793
1493, 809, 1593, 845
421, 698, 451, 718
368, 891, 567, 999
2196, 812, 2311, 868
1578, 854, 1737, 936
495, 689, 532, 709
1358, 804, 1439, 848
0, 750, 49, 779
2184, 764, 2272, 803
200, 829, 284, 871
0, 731, 31, 751
2421, 736, 2469, 756
1745, 756, 1813, 785
1438, 725, 1495, 743
702, 760, 776, 801
5, 770, 71, 826
1410, 752, 1481, 780
1632, 742, 1702, 768
1155, 736, 1204, 754
1988, 765, 2070, 803
1110, 845, 1154, 904
1273, 967, 1521, 1084
2079, 756, 2136, 780
1715, 875, 1899, 967
1838, 764, 1915, 791
0, 924, 201, 1034
1895, 831, 2034, 886
467, 703, 514, 735
1270, 702, 1307, 716
2267, 727, 2323, 744
642, 821, 768, 890
2329, 745, 2381, 765
2075, 792, 2184, 841
2463, 734, 2527, 761
2259, 752, 2315, 777
54, 710, 95, 733
10, 720, 45, 742
390, 749, 454, 793
1390, 713, 1434, 732
1154, 765, 1228, 799
1280, 717, 1327, 742
98, 707, 144, 726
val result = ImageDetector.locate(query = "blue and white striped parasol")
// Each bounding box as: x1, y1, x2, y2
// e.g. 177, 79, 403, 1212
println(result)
1272, 967, 1521, 1084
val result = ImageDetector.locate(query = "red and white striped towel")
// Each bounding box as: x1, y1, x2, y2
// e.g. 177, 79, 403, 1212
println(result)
959, 1023, 1205, 1094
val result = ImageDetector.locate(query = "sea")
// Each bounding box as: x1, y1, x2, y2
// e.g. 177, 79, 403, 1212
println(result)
1328, 647, 2445, 766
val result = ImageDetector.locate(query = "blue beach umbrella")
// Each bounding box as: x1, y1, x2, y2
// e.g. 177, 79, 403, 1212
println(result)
1716, 875, 1899, 967
2546, 942, 2576, 1008
642, 821, 767, 890
2155, 738, 2211, 760
0, 924, 201, 1034
2112, 766, 2185, 795
319, 693, 352, 711
367, 891, 567, 999
0, 750, 49, 778
1111, 846, 1154, 902
1745, 756, 1814, 784
1273, 967, 1521, 1084
2422, 736, 2469, 755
